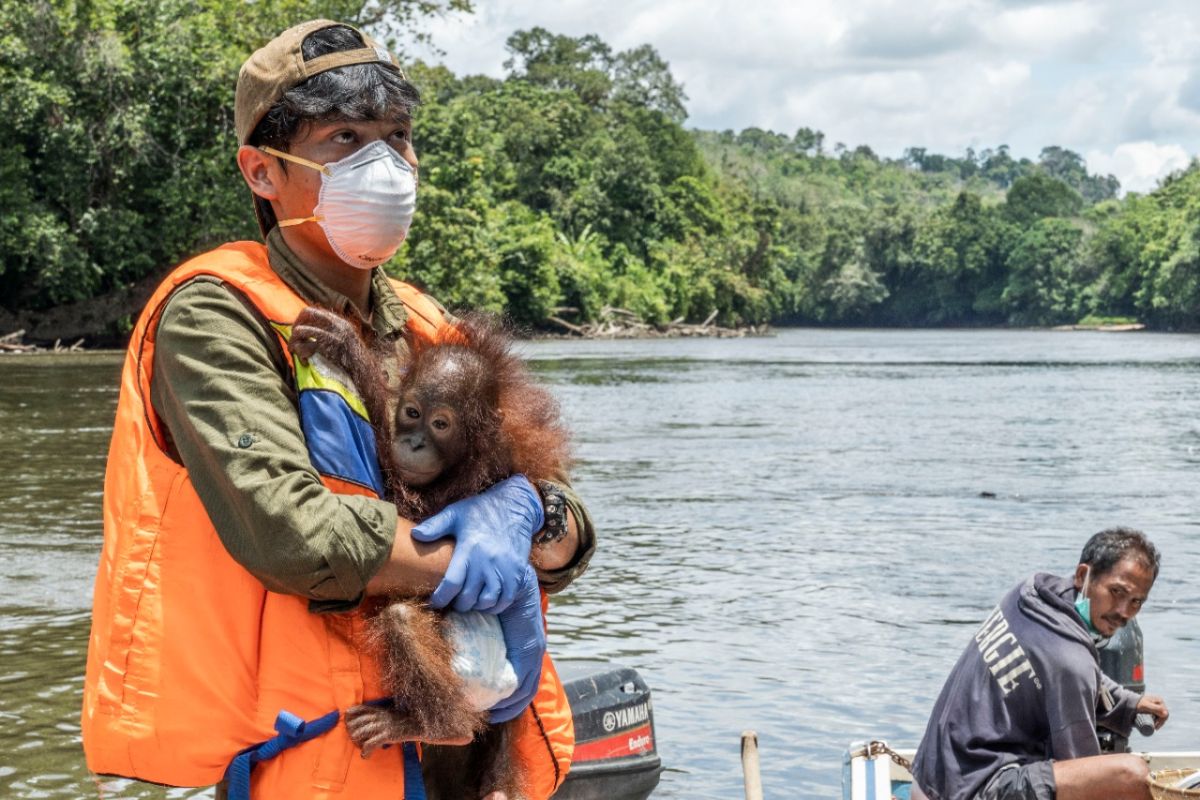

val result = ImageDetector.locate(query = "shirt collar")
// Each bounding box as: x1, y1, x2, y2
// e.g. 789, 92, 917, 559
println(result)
265, 227, 408, 339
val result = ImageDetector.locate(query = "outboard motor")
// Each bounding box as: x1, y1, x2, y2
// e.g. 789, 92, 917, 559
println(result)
1097, 618, 1154, 752
555, 661, 663, 800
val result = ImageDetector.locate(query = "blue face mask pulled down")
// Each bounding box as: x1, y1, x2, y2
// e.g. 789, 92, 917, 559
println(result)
1074, 567, 1100, 635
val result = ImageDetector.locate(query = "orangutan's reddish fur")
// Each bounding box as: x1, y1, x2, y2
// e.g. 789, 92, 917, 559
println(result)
383, 312, 572, 522
289, 308, 571, 514
287, 306, 570, 800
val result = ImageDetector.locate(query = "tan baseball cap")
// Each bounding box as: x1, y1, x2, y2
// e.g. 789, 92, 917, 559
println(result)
234, 19, 405, 145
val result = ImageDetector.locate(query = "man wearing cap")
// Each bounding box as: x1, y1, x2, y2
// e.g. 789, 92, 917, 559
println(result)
910, 528, 1169, 800
82, 19, 592, 799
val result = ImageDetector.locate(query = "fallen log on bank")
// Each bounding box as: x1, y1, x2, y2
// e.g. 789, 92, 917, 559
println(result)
0, 330, 86, 354
1050, 322, 1146, 332
0, 330, 37, 353
546, 306, 768, 339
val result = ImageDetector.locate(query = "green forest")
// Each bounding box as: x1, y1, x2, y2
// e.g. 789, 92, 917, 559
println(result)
3, 0, 1199, 340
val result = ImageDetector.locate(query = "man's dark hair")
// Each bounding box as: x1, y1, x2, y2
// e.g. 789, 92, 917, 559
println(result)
247, 24, 421, 231
1079, 527, 1160, 579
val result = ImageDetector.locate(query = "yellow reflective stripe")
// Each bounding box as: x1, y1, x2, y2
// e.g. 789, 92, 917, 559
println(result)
293, 359, 371, 421
272, 322, 371, 422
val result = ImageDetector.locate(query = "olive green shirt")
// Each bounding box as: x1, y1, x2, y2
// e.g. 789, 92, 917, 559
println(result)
150, 228, 594, 611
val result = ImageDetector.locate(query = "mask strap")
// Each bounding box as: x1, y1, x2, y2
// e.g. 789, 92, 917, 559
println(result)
277, 215, 322, 228
259, 145, 332, 177
258, 146, 328, 227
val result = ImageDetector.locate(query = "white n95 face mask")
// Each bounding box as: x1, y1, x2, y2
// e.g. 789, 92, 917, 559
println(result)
261, 140, 417, 269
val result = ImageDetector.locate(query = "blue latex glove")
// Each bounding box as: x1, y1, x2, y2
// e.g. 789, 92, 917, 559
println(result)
489, 564, 546, 723
411, 475, 545, 613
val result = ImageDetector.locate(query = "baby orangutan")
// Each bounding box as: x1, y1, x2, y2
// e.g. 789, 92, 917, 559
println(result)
288, 306, 571, 800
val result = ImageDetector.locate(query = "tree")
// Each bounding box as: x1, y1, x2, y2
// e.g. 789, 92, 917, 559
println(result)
1039, 145, 1119, 203
793, 127, 824, 155
1002, 218, 1085, 325
1038, 146, 1087, 187
736, 127, 789, 154
980, 145, 1023, 188
1082, 164, 1200, 328
904, 147, 927, 169
1004, 174, 1083, 226
503, 28, 613, 107
909, 192, 1010, 324
862, 204, 920, 324
612, 44, 688, 123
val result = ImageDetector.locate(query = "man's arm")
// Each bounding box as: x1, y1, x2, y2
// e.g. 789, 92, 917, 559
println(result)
1096, 672, 1142, 736
531, 479, 595, 594
153, 279, 440, 610
366, 517, 452, 596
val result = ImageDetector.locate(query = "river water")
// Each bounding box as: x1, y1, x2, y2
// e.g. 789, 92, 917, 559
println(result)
0, 329, 1197, 798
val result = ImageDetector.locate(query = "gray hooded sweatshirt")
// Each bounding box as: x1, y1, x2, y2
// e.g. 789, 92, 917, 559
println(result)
911, 573, 1141, 800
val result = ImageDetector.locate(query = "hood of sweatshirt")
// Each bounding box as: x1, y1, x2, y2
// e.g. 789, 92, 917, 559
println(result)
1016, 572, 1098, 654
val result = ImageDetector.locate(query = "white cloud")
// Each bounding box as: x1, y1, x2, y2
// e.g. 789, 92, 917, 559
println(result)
626, 0, 846, 71
1137, 4, 1200, 64
840, 2, 980, 61
984, 61, 1031, 89
1084, 142, 1193, 194
984, 2, 1107, 55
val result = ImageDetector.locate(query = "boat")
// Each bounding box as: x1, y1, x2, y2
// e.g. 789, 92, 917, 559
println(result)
843, 742, 1200, 800
555, 660, 663, 799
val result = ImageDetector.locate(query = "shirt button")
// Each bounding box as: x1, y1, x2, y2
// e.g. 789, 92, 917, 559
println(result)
237, 434, 254, 449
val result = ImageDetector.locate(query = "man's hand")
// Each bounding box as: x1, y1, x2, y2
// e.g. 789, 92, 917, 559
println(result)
488, 565, 546, 724
411, 475, 544, 613
1137, 694, 1169, 729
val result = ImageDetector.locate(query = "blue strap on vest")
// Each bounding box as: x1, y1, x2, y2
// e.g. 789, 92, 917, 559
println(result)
401, 740, 426, 799
224, 707, 426, 800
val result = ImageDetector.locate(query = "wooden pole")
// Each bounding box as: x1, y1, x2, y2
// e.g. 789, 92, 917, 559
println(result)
741, 730, 763, 800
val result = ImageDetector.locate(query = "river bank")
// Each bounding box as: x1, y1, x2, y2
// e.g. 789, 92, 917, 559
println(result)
0, 306, 771, 351
0, 272, 772, 349
0, 298, 1173, 353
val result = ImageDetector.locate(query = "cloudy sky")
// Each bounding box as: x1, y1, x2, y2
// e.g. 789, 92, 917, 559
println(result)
408, 0, 1200, 193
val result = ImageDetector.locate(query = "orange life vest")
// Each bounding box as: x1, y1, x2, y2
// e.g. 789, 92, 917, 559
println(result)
82, 241, 573, 797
